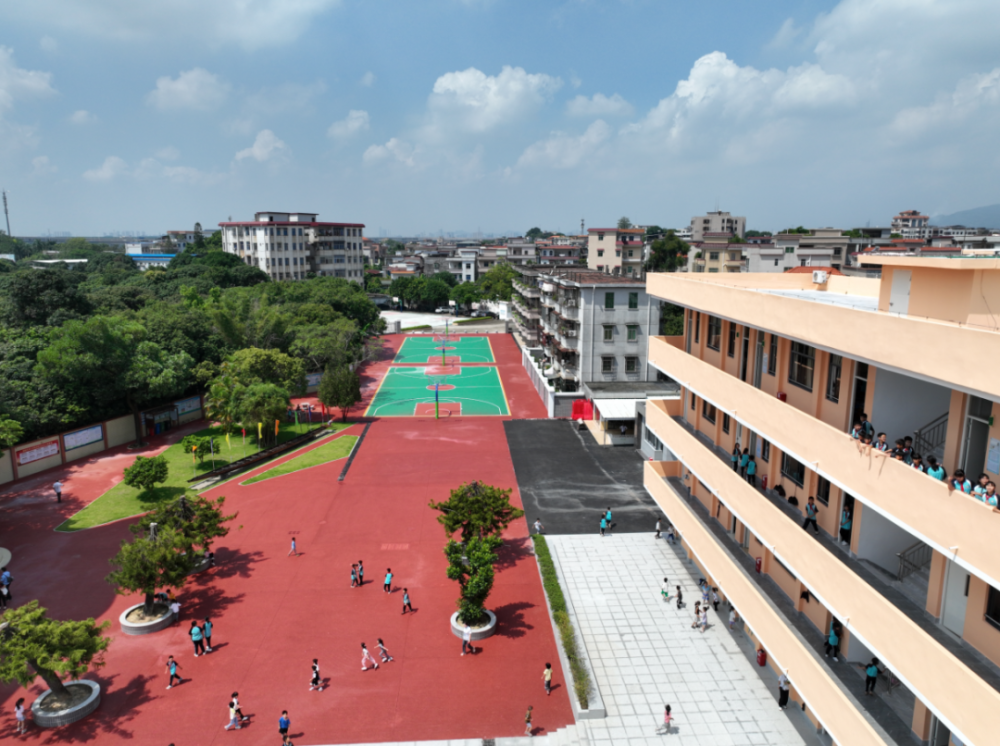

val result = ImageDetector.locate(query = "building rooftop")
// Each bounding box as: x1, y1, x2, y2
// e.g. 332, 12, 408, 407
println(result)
582, 380, 681, 399
751, 287, 878, 313
537, 267, 646, 286
785, 266, 845, 276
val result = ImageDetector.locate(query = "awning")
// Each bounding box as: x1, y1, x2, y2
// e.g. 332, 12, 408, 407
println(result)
594, 398, 641, 420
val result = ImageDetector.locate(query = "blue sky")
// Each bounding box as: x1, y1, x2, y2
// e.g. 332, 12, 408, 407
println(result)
2, 0, 999, 237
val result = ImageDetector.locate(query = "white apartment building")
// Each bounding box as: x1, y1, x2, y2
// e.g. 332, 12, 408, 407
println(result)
690, 211, 746, 242
587, 227, 645, 277
220, 211, 365, 283
891, 210, 930, 239
745, 229, 847, 272
166, 229, 201, 250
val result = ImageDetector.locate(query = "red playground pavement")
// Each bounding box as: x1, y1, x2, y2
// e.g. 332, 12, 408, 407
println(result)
0, 334, 570, 744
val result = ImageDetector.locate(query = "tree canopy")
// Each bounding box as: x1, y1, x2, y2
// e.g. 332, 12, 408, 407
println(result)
429, 481, 525, 544
478, 262, 517, 302
318, 366, 362, 421
645, 231, 690, 273
617, 216, 633, 229
107, 527, 193, 614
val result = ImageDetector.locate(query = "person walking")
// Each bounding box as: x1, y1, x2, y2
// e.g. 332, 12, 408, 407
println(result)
203, 617, 213, 652
825, 624, 841, 662
189, 620, 205, 656
53, 480, 63, 503
231, 692, 248, 722
524, 705, 534, 737
729, 608, 739, 630
14, 698, 27, 735
288, 537, 299, 557
543, 663, 553, 695
739, 448, 750, 477
279, 711, 291, 739
599, 516, 607, 537
745, 456, 757, 487
657, 704, 673, 735
310, 659, 323, 691
224, 701, 241, 731
462, 623, 474, 656
655, 519, 662, 539
351, 564, 359, 588
711, 588, 720, 612
0, 583, 7, 610
802, 497, 820, 535
605, 508, 613, 535
777, 673, 790, 710
666, 524, 676, 544
690, 602, 701, 629
383, 568, 393, 593
357, 560, 364, 587
165, 656, 182, 689
402, 588, 413, 614
699, 605, 709, 632
661, 577, 670, 602
169, 598, 181, 625
864, 658, 880, 695
675, 586, 684, 609
533, 518, 544, 534
361, 642, 379, 671
731, 443, 741, 472
839, 506, 852, 546
377, 638, 394, 663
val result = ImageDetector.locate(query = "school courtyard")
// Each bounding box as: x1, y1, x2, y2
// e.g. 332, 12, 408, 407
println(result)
0, 334, 815, 745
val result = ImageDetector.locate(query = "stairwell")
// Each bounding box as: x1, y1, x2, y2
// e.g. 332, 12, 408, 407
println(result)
913, 411, 948, 464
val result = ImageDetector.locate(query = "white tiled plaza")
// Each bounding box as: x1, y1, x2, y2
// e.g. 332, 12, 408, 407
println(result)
547, 533, 812, 746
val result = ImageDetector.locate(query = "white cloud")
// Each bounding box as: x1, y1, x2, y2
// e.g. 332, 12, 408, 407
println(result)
428, 65, 562, 132
155, 146, 181, 161
39, 36, 58, 53
7, 1, 342, 51
135, 157, 225, 185
243, 81, 325, 115
359, 71, 376, 87
69, 109, 97, 125
0, 47, 56, 111
83, 156, 129, 182
146, 68, 230, 111
32, 155, 57, 175
235, 130, 288, 162
767, 18, 801, 49
363, 138, 415, 167
566, 93, 633, 118
515, 120, 611, 170
891, 67, 1000, 137
328, 110, 370, 139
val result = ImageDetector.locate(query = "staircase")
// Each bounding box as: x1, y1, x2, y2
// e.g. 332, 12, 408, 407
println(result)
913, 412, 949, 463
896, 540, 933, 581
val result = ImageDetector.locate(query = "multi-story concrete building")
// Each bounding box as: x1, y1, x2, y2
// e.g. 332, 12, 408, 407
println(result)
690, 233, 745, 273
743, 228, 848, 272
690, 211, 746, 242
166, 229, 202, 250
641, 257, 1000, 746
587, 227, 645, 277
891, 210, 930, 239
220, 211, 365, 283
535, 239, 582, 266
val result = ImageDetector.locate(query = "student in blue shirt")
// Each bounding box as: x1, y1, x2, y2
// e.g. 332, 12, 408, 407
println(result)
859, 413, 874, 438
731, 443, 741, 472
605, 508, 613, 536
203, 617, 213, 653
839, 507, 852, 546
739, 448, 750, 477
873, 432, 889, 452
599, 517, 607, 537
983, 482, 998, 507
925, 457, 946, 481
745, 457, 757, 487
279, 711, 291, 737
911, 454, 925, 473
383, 568, 393, 594
850, 422, 863, 440
950, 469, 972, 494
824, 623, 841, 662
802, 497, 820, 535
863, 658, 880, 695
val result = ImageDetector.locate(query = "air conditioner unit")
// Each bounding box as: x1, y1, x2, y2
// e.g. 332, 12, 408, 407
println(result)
811, 270, 829, 284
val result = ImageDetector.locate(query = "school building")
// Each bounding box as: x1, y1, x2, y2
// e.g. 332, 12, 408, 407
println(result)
641, 257, 1000, 746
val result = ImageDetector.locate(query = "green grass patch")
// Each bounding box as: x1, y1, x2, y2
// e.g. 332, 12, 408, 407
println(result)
401, 325, 432, 331
56, 421, 351, 532
533, 535, 593, 709
453, 317, 495, 325
242, 434, 358, 484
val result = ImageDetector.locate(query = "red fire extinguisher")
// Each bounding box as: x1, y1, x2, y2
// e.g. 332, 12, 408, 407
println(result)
757, 648, 767, 667
761, 475, 768, 491
755, 557, 762, 574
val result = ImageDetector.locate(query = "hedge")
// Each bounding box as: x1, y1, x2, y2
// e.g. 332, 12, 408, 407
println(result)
533, 535, 592, 709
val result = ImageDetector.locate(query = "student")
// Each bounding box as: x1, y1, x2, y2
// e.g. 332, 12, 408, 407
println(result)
698, 606, 709, 632
745, 456, 757, 487
700, 582, 710, 608
0, 583, 8, 610
739, 448, 750, 477
351, 564, 359, 588
711, 588, 720, 612
974, 473, 989, 499
666, 524, 676, 544
542, 663, 553, 695
279, 710, 291, 738
377, 638, 394, 663
169, 599, 181, 625
802, 497, 820, 535
462, 624, 474, 656
53, 480, 63, 503
15, 697, 27, 734
983, 481, 998, 508
951, 469, 972, 494
729, 608, 739, 630
777, 673, 790, 709
402, 588, 414, 614
864, 658, 880, 695
926, 457, 946, 481
911, 453, 925, 472
533, 518, 545, 534
0, 566, 11, 588
189, 620, 205, 656
224, 701, 241, 731
839, 506, 852, 546
203, 617, 213, 652
675, 586, 684, 610
524, 706, 533, 737
357, 560, 364, 586
691, 602, 701, 629
731, 443, 741, 471
658, 704, 673, 735
383, 568, 393, 593
165, 656, 182, 689
288, 537, 298, 557
230, 692, 248, 722
661, 577, 670, 602
850, 422, 863, 440
605, 508, 613, 536
310, 659, 323, 690
859, 413, 874, 438
901, 436, 914, 464
873, 432, 889, 452
654, 519, 662, 539
599, 516, 607, 537
825, 624, 841, 662
361, 643, 379, 670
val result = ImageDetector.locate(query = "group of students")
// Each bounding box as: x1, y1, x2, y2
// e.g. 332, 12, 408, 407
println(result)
730, 445, 760, 486
852, 414, 998, 506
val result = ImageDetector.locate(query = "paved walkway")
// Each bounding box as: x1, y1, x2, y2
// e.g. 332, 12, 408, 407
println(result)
547, 534, 812, 746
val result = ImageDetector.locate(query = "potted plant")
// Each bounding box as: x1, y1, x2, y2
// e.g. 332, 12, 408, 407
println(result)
0, 601, 110, 727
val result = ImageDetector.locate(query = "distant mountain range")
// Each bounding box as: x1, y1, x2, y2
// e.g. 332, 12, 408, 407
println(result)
930, 203, 1000, 228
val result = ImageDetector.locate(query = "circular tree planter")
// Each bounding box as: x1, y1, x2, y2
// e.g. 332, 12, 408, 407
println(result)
119, 602, 173, 636
31, 680, 101, 728
450, 610, 497, 641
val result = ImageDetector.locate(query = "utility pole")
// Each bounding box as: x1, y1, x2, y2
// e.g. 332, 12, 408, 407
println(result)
2, 190, 10, 236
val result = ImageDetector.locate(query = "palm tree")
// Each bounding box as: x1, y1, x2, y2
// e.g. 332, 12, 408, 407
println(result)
238, 382, 290, 447
204, 368, 244, 435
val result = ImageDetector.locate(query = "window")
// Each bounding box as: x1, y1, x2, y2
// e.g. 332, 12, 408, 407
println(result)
694, 312, 700, 343
690, 392, 696, 410
709, 251, 719, 261
627, 325, 638, 342
603, 325, 614, 342
986, 586, 1000, 632
768, 334, 778, 375
774, 259, 779, 266
788, 342, 816, 391
602, 357, 614, 373
722, 413, 730, 434
826, 354, 842, 403
781, 452, 806, 487
644, 425, 664, 452
707, 316, 722, 350
604, 292, 615, 309
816, 476, 831, 506
615, 249, 622, 257
628, 250, 634, 257
628, 292, 638, 309
784, 246, 794, 253
598, 232, 605, 241
597, 249, 604, 257
626, 356, 638, 373
727, 323, 737, 357
761, 439, 770, 462
702, 401, 717, 424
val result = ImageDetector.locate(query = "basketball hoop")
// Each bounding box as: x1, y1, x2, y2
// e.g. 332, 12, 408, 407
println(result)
424, 370, 454, 420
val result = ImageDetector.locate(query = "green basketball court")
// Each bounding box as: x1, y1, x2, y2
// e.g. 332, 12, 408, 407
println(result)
393, 335, 495, 364
365, 365, 510, 417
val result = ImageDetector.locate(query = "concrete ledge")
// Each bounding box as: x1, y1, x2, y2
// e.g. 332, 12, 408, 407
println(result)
534, 537, 606, 720
119, 603, 174, 636
31, 680, 100, 728
450, 610, 497, 641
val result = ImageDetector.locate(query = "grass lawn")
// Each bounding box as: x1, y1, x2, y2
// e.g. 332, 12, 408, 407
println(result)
56, 421, 352, 532
242, 433, 358, 485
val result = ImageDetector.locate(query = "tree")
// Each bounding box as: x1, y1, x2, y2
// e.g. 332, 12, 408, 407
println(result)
444, 533, 501, 626
429, 481, 525, 544
745, 230, 772, 238
526, 227, 544, 240
204, 370, 245, 435
239, 382, 290, 446
193, 223, 205, 251
431, 271, 458, 288
365, 274, 384, 293
644, 225, 665, 240
132, 494, 236, 554
450, 281, 481, 309
123, 455, 169, 493
107, 527, 193, 615
226, 347, 306, 394
422, 278, 452, 310
0, 416, 23, 457
289, 318, 357, 374
180, 434, 211, 464
617, 216, 633, 229
479, 262, 518, 302
0, 601, 110, 698
645, 231, 690, 273
318, 366, 362, 421
660, 302, 685, 336
0, 268, 92, 327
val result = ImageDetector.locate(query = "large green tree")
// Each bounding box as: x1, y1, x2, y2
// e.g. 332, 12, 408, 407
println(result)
645, 231, 690, 273
0, 268, 92, 327
238, 382, 290, 446
450, 281, 481, 309
429, 481, 525, 544
0, 601, 110, 698
123, 455, 169, 493
132, 494, 236, 555
478, 262, 518, 302
107, 527, 193, 614
445, 533, 502, 626
617, 216, 633, 229
318, 366, 362, 421
0, 416, 23, 457
226, 347, 306, 394
289, 317, 358, 373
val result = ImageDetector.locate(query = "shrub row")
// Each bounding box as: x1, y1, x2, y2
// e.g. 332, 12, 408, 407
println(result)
533, 535, 592, 709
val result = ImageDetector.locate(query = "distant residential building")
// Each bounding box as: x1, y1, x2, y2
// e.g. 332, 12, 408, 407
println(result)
690, 233, 745, 273
220, 211, 365, 283
690, 211, 746, 242
587, 227, 645, 277
166, 230, 201, 250
745, 228, 847, 272
891, 210, 930, 239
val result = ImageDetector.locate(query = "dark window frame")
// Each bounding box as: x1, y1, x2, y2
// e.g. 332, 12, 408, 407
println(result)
604, 292, 615, 309
602, 356, 615, 373
768, 334, 777, 375
625, 356, 638, 373
706, 316, 722, 350
628, 292, 639, 309
788, 341, 816, 392
694, 312, 700, 344
817, 475, 831, 506
722, 413, 730, 434
781, 452, 806, 487
727, 323, 737, 357
702, 401, 717, 424
826, 354, 842, 403
986, 586, 1000, 632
